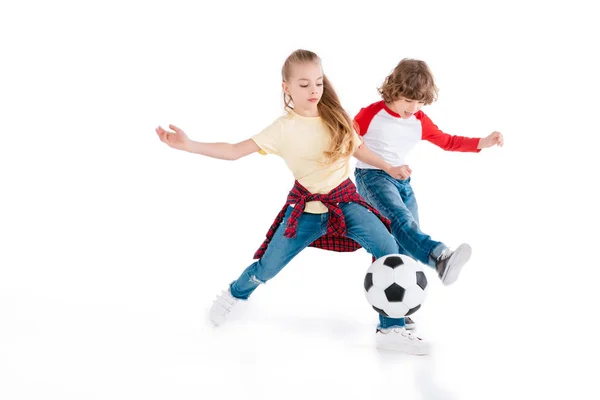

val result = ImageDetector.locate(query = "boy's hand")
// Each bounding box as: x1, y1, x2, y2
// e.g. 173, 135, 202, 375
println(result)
386, 165, 412, 180
478, 131, 504, 149
156, 124, 191, 151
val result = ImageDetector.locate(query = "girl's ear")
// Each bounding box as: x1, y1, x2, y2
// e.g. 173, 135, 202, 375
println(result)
282, 81, 290, 94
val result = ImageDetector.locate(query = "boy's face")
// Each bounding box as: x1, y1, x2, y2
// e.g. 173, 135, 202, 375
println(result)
391, 97, 425, 118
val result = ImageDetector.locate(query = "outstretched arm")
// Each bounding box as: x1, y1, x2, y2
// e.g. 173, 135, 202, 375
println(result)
419, 113, 481, 152
156, 124, 260, 160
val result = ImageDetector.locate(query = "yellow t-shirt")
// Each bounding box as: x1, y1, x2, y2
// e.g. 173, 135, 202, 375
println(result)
252, 110, 361, 214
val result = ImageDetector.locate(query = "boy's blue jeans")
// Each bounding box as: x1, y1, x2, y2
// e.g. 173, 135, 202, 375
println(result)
230, 202, 407, 328
354, 168, 447, 269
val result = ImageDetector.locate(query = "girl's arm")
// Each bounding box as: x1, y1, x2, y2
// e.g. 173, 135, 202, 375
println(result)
156, 124, 260, 160
185, 138, 260, 160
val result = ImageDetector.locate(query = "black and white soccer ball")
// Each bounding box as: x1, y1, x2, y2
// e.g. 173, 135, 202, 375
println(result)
364, 254, 428, 318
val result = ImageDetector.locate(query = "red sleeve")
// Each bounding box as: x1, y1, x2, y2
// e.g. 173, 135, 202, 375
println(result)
417, 111, 481, 153
353, 101, 384, 136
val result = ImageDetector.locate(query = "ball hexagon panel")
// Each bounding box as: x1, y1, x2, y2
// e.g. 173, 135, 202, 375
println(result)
369, 262, 395, 289
393, 266, 417, 288
365, 287, 389, 311
401, 284, 426, 309
383, 301, 409, 317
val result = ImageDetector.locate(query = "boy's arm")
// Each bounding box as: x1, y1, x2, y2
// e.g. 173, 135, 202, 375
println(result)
478, 131, 504, 149
418, 112, 481, 152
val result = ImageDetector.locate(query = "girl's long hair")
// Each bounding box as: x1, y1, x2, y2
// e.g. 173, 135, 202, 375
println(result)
282, 49, 355, 164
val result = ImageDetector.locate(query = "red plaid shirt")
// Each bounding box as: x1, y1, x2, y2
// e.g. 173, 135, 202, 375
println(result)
253, 178, 391, 259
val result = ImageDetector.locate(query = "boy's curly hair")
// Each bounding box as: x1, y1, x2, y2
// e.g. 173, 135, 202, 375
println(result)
378, 59, 439, 105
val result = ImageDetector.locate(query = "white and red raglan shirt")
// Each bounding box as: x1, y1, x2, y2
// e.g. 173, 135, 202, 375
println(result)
354, 101, 481, 170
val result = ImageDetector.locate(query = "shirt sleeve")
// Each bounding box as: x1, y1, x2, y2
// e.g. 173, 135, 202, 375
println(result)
353, 109, 368, 136
251, 119, 283, 156
353, 101, 384, 136
418, 111, 481, 153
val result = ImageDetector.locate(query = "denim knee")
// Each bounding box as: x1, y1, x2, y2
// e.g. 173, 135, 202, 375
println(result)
372, 233, 400, 259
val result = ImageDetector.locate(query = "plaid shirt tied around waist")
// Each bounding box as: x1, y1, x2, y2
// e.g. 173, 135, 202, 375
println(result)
253, 178, 391, 259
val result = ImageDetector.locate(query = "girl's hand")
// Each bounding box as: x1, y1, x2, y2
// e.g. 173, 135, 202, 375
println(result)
387, 165, 412, 180
478, 131, 504, 149
156, 124, 191, 151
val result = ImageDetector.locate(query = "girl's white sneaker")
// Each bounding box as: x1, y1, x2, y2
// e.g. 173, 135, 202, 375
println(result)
210, 288, 241, 326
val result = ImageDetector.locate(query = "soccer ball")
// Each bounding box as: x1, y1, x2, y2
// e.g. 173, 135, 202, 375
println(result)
363, 254, 428, 318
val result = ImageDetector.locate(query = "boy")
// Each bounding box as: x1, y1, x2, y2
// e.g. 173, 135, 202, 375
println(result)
354, 58, 503, 331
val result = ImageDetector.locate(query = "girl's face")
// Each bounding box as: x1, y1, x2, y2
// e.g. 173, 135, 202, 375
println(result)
282, 62, 323, 114
391, 97, 425, 118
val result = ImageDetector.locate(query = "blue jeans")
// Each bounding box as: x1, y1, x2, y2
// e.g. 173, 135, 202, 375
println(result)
230, 202, 407, 328
355, 168, 447, 268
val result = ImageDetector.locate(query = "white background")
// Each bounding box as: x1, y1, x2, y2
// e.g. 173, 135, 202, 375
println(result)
1, 0, 599, 399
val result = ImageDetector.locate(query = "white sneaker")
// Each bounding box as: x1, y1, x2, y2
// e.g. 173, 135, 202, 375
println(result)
376, 327, 431, 355
210, 288, 241, 326
435, 243, 472, 286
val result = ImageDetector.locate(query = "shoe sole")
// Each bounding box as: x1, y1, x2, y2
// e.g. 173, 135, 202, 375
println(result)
376, 338, 430, 355
441, 244, 472, 286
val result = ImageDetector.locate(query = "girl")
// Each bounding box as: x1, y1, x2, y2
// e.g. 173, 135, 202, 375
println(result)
156, 50, 461, 355
353, 58, 504, 330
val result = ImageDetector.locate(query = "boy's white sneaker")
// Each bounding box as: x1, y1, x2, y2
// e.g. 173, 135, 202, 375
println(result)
210, 288, 241, 326
376, 327, 431, 355
435, 243, 472, 286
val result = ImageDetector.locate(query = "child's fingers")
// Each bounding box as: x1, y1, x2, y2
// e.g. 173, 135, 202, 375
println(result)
169, 124, 183, 134
160, 132, 171, 145
157, 127, 171, 141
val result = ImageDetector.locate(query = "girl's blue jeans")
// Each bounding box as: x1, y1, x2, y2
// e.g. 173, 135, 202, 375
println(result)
230, 201, 407, 328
